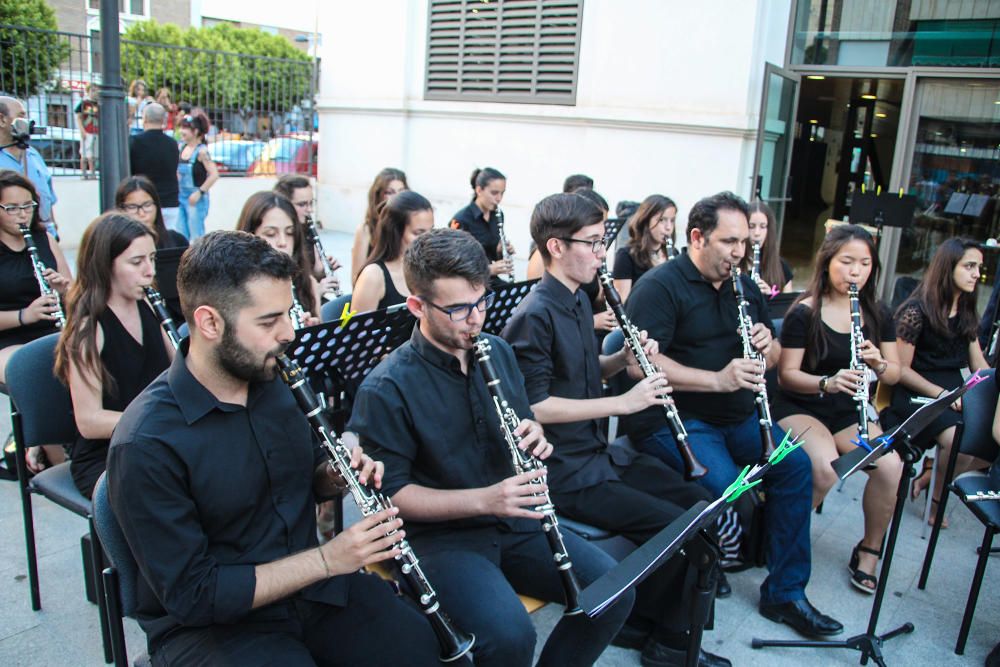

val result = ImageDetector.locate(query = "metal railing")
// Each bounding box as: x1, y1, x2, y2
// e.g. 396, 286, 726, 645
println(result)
0, 24, 317, 177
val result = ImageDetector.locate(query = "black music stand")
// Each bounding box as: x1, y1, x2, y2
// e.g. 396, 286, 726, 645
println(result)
751, 374, 987, 666
850, 192, 916, 251
583, 434, 805, 667
482, 278, 538, 336
286, 303, 416, 427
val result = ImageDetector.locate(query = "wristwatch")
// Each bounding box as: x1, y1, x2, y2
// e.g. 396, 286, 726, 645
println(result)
818, 375, 829, 396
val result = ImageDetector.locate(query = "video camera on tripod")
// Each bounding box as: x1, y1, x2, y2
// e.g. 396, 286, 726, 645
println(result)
8, 117, 47, 149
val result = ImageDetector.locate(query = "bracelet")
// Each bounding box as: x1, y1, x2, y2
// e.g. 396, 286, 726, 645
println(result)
17, 309, 23, 326
875, 360, 888, 376
198, 187, 206, 195
818, 375, 829, 396
317, 546, 332, 578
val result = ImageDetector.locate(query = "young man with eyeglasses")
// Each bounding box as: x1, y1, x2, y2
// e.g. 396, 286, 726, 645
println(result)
129, 103, 181, 230
501, 193, 731, 667
349, 227, 634, 667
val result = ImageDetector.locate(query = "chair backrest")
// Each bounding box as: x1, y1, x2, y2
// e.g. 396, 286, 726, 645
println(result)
958, 369, 1000, 462
92, 473, 139, 618
6, 333, 75, 447
321, 293, 353, 323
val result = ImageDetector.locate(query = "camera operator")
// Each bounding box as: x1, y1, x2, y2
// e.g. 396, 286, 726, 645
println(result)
0, 96, 58, 239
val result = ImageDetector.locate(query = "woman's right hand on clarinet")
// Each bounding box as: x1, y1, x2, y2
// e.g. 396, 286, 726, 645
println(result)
489, 258, 514, 276
825, 368, 865, 395
21, 294, 60, 325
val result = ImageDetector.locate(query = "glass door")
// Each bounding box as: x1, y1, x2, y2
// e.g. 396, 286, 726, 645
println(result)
752, 62, 801, 243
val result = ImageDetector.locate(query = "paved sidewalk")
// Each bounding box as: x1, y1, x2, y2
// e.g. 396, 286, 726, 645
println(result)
0, 231, 995, 666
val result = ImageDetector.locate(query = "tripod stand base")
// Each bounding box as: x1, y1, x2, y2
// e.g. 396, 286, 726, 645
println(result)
752, 622, 914, 666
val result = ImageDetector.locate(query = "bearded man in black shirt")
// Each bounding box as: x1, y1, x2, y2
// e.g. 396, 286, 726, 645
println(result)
107, 231, 440, 666
349, 228, 633, 667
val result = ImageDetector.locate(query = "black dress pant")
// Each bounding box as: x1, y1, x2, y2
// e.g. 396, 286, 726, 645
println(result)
550, 452, 715, 637
150, 571, 441, 667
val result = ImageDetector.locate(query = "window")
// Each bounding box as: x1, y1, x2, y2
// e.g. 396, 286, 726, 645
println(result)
425, 0, 584, 105
46, 103, 69, 128
87, 0, 147, 17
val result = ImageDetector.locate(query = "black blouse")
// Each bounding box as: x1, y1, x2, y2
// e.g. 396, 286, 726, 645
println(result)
0, 228, 60, 349
895, 302, 971, 374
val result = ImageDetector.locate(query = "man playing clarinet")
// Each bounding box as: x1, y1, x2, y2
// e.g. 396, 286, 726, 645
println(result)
502, 192, 731, 667
107, 231, 441, 666
349, 228, 633, 667
619, 191, 843, 639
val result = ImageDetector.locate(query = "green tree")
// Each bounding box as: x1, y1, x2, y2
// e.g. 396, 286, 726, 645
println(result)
0, 0, 71, 97
121, 21, 312, 117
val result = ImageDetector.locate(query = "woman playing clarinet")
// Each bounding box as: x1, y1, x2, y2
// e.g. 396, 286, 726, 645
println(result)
612, 194, 679, 303
771, 224, 901, 594
742, 200, 793, 295
450, 167, 513, 287
883, 238, 989, 527
55, 213, 173, 498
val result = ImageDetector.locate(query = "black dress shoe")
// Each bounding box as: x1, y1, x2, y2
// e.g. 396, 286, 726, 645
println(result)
640, 639, 732, 667
716, 571, 731, 599
610, 622, 649, 650
759, 598, 844, 638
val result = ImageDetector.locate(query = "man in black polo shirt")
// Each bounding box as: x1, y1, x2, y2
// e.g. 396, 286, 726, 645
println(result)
349, 228, 633, 667
107, 231, 440, 666
621, 191, 843, 639
129, 102, 180, 229
502, 192, 730, 667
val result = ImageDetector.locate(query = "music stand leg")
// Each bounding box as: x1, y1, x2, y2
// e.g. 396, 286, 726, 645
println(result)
751, 436, 918, 662
683, 532, 719, 667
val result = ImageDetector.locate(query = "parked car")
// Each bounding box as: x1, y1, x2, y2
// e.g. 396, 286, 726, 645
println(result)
29, 126, 81, 174
210, 139, 266, 175
249, 134, 318, 176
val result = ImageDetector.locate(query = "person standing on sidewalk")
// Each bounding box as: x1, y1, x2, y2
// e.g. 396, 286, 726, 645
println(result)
74, 84, 99, 180
176, 112, 218, 240
129, 103, 180, 230
0, 96, 59, 239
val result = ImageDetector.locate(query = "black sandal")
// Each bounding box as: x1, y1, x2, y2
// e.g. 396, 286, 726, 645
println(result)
848, 541, 881, 594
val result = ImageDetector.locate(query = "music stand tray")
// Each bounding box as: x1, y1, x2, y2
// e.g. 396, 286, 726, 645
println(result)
483, 278, 538, 336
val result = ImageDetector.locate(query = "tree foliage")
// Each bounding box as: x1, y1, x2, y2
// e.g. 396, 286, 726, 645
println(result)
0, 0, 71, 97
121, 21, 313, 115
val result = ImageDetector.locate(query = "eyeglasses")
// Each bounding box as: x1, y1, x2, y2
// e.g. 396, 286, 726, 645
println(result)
422, 291, 495, 322
558, 237, 605, 254
0, 201, 38, 215
121, 201, 156, 214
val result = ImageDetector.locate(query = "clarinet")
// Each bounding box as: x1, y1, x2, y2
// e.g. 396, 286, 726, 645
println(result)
731, 267, 776, 464
304, 215, 342, 298
289, 286, 308, 330
495, 207, 514, 282
665, 238, 676, 261
18, 223, 65, 329
965, 490, 1000, 502
275, 354, 475, 662
848, 283, 871, 448
471, 335, 583, 615
143, 286, 182, 350
598, 269, 708, 480
750, 242, 762, 282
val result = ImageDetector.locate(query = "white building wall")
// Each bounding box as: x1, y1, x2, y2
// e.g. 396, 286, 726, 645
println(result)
317, 0, 791, 259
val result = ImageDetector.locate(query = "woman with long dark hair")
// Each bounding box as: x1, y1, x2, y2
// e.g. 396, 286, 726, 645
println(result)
352, 191, 434, 313
450, 167, 513, 284
351, 167, 408, 284
54, 213, 173, 497
0, 170, 73, 471
612, 194, 678, 302
742, 200, 793, 295
772, 224, 902, 594
885, 238, 989, 525
236, 192, 321, 326
114, 176, 189, 250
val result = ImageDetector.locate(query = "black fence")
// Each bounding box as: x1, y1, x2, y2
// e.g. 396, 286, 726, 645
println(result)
0, 24, 317, 177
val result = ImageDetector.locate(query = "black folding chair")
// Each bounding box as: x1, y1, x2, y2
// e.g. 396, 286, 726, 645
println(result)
92, 473, 151, 667
7, 333, 113, 662
918, 368, 999, 655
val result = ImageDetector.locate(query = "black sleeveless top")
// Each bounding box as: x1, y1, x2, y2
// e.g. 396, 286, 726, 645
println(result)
376, 260, 406, 311
0, 228, 59, 349
70, 302, 171, 497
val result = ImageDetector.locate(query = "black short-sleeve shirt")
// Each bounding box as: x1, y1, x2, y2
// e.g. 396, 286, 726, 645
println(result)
450, 201, 500, 262
348, 327, 539, 552
619, 253, 776, 440
502, 272, 618, 492
774, 301, 895, 421
106, 346, 343, 653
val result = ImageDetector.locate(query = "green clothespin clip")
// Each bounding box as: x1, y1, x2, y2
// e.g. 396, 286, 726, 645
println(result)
769, 430, 805, 468
723, 465, 762, 503
339, 301, 356, 328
